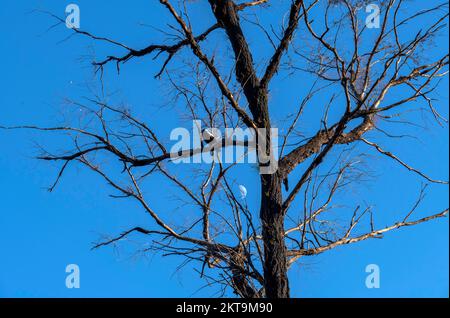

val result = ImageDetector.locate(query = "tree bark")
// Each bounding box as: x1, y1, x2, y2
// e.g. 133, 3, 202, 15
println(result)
260, 173, 290, 298
208, 0, 290, 298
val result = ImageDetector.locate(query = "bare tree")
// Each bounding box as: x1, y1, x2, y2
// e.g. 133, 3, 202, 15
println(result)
2, 0, 448, 298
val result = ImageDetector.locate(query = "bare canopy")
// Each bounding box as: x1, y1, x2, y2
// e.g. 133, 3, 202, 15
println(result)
3, 0, 448, 298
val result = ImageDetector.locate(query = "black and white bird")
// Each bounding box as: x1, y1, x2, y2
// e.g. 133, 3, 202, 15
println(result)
201, 128, 216, 146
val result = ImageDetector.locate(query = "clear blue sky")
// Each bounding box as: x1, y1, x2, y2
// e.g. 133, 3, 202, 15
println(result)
0, 0, 448, 298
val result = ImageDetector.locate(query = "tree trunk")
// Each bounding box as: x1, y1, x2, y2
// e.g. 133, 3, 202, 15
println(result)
207, 0, 290, 298
260, 173, 290, 298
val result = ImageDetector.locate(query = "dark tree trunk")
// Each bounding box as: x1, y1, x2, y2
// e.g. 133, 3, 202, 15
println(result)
260, 173, 290, 298
208, 0, 290, 298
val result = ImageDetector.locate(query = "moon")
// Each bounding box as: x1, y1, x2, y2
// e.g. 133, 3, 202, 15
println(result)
238, 185, 247, 199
